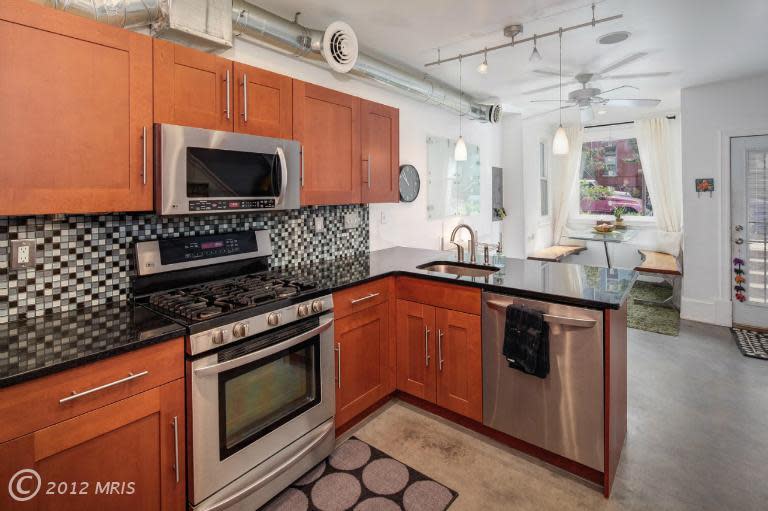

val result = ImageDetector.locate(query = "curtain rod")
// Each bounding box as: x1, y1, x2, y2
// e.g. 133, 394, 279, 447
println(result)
584, 115, 676, 129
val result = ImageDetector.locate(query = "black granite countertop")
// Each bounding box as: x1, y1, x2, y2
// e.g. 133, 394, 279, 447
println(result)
288, 247, 638, 311
0, 301, 185, 388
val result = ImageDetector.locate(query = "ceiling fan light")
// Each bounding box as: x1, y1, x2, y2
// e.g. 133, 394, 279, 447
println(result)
455, 136, 468, 161
597, 109, 607, 115
552, 126, 569, 155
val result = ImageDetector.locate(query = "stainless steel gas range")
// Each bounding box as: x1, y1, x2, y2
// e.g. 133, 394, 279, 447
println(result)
133, 230, 335, 511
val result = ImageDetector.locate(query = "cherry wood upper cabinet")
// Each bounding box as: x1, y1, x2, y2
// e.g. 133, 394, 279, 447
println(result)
361, 100, 399, 203
396, 300, 437, 402
234, 62, 292, 139
435, 308, 482, 422
0, 379, 185, 511
0, 0, 153, 215
154, 39, 233, 132
293, 81, 361, 205
334, 301, 390, 428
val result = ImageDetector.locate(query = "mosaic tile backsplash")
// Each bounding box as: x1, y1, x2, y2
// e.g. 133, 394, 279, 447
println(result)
0, 205, 369, 324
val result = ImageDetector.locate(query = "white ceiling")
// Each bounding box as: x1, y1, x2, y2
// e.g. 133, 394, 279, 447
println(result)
250, 0, 768, 124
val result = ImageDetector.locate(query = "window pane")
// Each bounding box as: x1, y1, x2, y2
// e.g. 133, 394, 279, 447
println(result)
579, 138, 652, 217
540, 179, 548, 216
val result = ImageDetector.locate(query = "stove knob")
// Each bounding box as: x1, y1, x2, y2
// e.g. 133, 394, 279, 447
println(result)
232, 323, 248, 338
212, 330, 224, 345
311, 300, 324, 313
267, 313, 281, 326
297, 304, 310, 317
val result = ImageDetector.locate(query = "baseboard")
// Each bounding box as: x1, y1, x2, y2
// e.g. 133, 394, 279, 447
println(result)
680, 296, 732, 326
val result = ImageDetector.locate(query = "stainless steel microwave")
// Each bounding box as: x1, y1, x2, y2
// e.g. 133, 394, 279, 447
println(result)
154, 124, 301, 215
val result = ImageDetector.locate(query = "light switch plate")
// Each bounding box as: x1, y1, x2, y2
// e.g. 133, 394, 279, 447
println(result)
343, 212, 361, 230
314, 216, 325, 232
10, 239, 36, 270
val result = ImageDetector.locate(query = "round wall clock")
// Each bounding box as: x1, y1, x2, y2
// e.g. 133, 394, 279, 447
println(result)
399, 164, 420, 203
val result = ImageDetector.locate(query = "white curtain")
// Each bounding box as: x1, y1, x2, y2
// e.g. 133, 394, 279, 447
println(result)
552, 126, 584, 244
635, 117, 683, 233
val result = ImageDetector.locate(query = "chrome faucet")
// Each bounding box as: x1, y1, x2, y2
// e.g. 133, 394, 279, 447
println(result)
449, 224, 477, 263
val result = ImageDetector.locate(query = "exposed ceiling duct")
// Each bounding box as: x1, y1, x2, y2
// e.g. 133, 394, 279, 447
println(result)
40, 0, 502, 123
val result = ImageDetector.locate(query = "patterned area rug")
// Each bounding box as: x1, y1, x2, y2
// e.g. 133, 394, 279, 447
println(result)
628, 281, 680, 336
262, 437, 458, 511
732, 328, 768, 360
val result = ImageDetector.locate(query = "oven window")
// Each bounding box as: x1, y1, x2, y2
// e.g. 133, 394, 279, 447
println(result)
218, 337, 320, 459
187, 147, 281, 198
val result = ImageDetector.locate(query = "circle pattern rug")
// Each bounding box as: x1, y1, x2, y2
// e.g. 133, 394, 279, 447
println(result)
262, 437, 458, 511
732, 328, 768, 360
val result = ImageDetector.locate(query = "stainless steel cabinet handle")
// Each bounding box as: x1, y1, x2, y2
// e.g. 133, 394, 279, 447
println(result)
335, 343, 341, 388
438, 329, 444, 371
424, 327, 431, 367
59, 370, 149, 404
350, 292, 380, 304
141, 126, 147, 185
172, 416, 180, 483
224, 69, 231, 119
241, 73, 248, 122
367, 155, 372, 190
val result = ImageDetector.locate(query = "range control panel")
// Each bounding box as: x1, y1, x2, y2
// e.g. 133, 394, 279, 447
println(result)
158, 231, 260, 265
189, 199, 277, 212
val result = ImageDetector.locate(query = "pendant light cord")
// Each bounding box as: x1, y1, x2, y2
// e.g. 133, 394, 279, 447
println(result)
559, 28, 563, 126
459, 55, 463, 137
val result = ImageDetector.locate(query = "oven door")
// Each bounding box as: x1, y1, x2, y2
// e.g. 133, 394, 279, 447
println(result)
156, 123, 300, 215
189, 313, 335, 506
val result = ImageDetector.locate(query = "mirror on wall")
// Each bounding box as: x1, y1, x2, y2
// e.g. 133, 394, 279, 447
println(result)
426, 136, 481, 220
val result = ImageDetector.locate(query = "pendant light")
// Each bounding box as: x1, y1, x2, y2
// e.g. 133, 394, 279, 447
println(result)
455, 56, 467, 161
529, 34, 542, 62
552, 29, 569, 155
477, 48, 489, 74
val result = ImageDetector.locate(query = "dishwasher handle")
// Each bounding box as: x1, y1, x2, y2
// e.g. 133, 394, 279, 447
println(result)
486, 299, 597, 328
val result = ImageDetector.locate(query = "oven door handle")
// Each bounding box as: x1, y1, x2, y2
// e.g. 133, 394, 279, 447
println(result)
276, 146, 288, 205
194, 318, 333, 376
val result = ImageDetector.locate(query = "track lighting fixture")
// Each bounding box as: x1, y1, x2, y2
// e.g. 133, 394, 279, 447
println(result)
455, 57, 467, 161
477, 48, 489, 74
529, 35, 542, 62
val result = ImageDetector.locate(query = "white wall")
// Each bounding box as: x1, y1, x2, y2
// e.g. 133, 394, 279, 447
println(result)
500, 114, 525, 258
225, 40, 504, 252
680, 72, 768, 326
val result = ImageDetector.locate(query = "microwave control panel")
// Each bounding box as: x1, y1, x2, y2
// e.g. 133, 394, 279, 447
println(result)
188, 199, 277, 212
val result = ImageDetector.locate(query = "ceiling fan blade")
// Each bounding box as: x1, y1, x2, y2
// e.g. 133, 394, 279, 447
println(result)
523, 80, 577, 96
600, 72, 672, 80
600, 85, 639, 95
598, 52, 648, 75
604, 98, 662, 107
523, 105, 575, 121
532, 68, 563, 77
529, 99, 567, 103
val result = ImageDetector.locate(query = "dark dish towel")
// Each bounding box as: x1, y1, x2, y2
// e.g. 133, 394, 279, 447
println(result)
502, 304, 550, 378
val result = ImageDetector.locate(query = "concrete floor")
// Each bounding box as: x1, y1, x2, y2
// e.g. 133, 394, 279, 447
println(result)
345, 321, 768, 510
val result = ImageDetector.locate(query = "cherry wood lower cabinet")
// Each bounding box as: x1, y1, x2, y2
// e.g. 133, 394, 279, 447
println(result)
0, 0, 153, 215
0, 378, 185, 511
396, 299, 482, 421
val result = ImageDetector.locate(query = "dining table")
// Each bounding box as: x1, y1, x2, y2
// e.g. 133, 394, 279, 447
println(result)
567, 228, 637, 268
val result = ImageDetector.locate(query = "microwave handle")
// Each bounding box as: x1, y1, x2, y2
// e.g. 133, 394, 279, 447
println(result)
276, 146, 288, 205
194, 317, 333, 376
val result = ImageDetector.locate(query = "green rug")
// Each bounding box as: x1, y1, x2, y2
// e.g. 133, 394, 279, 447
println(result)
627, 281, 680, 336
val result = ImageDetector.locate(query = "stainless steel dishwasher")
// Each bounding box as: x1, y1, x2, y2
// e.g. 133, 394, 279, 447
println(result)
482, 291, 605, 471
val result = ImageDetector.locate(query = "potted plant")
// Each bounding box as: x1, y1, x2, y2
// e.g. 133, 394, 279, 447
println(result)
613, 206, 626, 229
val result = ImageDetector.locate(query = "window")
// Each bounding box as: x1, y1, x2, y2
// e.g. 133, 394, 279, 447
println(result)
539, 141, 549, 217
579, 133, 652, 217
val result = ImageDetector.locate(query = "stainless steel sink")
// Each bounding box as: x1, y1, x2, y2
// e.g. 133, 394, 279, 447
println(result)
416, 261, 500, 278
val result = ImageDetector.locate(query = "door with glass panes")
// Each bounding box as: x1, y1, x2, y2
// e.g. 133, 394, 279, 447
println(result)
731, 135, 768, 328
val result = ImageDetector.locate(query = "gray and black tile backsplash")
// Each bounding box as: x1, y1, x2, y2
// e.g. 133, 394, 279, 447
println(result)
0, 205, 369, 324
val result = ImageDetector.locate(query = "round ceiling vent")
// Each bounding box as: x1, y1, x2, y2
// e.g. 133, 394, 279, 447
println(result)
321, 21, 358, 73
597, 31, 631, 45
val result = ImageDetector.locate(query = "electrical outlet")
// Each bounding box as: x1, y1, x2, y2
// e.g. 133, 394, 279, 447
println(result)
10, 239, 36, 270
314, 216, 325, 232
343, 212, 361, 230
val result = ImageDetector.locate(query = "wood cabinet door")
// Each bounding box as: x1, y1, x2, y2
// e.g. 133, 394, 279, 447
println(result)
334, 302, 390, 428
396, 300, 436, 402
0, 0, 153, 215
233, 62, 292, 139
0, 379, 185, 511
361, 100, 399, 203
153, 39, 233, 132
435, 308, 483, 421
293, 81, 361, 205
